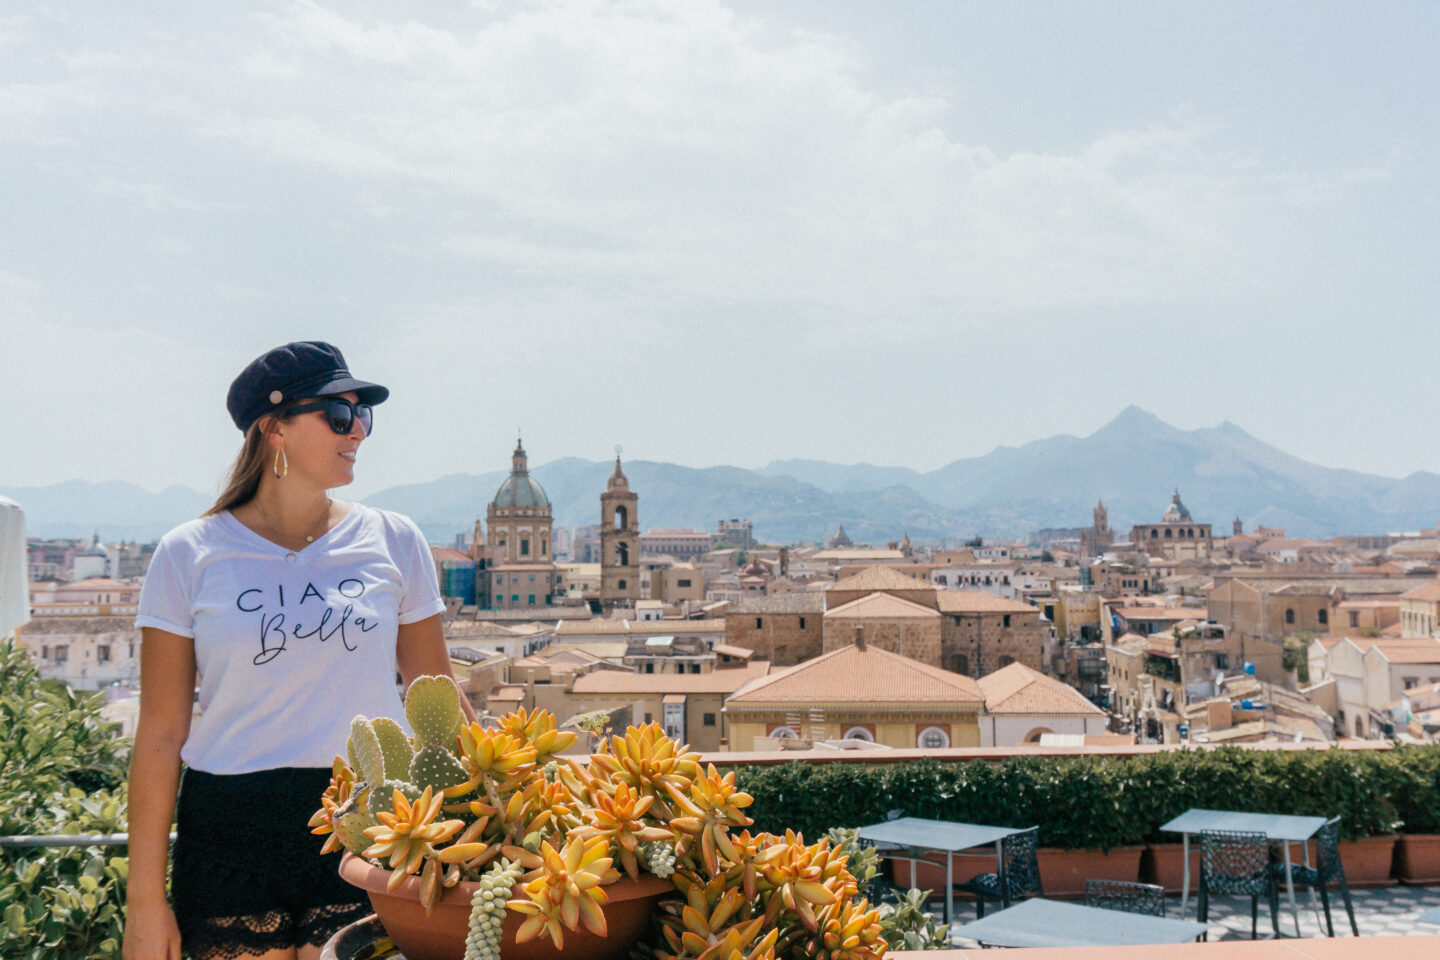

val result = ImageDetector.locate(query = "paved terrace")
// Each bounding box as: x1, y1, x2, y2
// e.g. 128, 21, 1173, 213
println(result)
940, 883, 1440, 948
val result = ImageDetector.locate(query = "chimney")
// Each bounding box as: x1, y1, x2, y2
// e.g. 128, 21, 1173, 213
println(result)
854, 624, 865, 650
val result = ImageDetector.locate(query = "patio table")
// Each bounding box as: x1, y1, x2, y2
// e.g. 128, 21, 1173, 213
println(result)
957, 897, 1208, 948
1159, 808, 1327, 937
856, 817, 1024, 929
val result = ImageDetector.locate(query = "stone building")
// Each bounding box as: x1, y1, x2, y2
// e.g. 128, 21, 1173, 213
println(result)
600, 455, 640, 612
21, 578, 143, 690
935, 590, 1048, 677
723, 639, 984, 750
721, 592, 825, 666
1129, 491, 1214, 560
823, 593, 942, 665
1400, 582, 1440, 637
976, 661, 1109, 746
485, 439, 559, 611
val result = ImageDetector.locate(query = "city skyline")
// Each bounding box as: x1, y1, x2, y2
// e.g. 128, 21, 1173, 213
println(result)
4, 1, 1438, 496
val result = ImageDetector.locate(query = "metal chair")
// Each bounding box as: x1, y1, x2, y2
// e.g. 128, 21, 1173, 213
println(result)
1197, 829, 1280, 940
1270, 816, 1358, 937
957, 826, 1043, 918
1084, 879, 1166, 916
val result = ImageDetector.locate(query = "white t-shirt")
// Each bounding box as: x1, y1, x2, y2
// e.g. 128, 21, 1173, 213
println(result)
135, 502, 444, 774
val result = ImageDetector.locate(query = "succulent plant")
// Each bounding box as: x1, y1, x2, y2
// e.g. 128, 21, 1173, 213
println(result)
317, 678, 886, 960
507, 835, 617, 948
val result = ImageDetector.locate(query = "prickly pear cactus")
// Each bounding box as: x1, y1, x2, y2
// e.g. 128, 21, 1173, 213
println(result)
464, 857, 524, 960
348, 715, 387, 786
371, 716, 416, 780
410, 743, 471, 793
405, 675, 465, 748
333, 803, 379, 856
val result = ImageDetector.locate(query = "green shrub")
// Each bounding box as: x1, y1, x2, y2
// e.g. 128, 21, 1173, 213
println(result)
733, 744, 1440, 851
0, 639, 132, 959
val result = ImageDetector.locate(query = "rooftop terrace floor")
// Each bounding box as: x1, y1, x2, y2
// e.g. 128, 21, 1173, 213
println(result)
941, 883, 1440, 949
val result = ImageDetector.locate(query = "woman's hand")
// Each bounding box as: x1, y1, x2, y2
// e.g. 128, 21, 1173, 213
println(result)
122, 896, 182, 960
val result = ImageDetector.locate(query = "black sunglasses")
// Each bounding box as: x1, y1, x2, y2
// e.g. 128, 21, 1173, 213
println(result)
283, 397, 374, 436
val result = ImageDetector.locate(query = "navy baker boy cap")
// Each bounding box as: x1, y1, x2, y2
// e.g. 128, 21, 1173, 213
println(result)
226, 341, 389, 432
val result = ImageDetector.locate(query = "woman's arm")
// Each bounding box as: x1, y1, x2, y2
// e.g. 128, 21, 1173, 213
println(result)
397, 614, 477, 721
123, 627, 196, 960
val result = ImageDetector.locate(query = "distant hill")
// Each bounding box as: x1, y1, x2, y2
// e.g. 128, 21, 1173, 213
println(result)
8, 407, 1439, 544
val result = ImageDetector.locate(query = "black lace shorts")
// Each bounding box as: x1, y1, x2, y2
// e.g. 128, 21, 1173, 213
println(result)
172, 767, 370, 959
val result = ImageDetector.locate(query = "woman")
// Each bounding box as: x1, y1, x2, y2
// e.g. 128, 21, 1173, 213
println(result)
124, 342, 472, 960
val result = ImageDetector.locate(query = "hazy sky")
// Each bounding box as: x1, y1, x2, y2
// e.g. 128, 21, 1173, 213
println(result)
4, 1, 1437, 501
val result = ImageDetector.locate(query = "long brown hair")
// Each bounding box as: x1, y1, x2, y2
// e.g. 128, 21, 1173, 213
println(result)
204, 415, 288, 517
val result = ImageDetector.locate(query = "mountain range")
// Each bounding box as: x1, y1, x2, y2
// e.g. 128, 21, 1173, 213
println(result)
7, 407, 1438, 545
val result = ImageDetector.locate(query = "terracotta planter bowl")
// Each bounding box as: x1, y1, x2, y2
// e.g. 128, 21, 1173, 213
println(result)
339, 853, 675, 960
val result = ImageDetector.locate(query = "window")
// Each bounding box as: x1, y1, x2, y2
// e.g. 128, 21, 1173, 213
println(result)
1285, 608, 1295, 625
842, 727, 874, 742
798, 617, 806, 629
41, 645, 50, 659
1318, 609, 1328, 626
98, 645, 111, 663
1404, 677, 1419, 690
644, 712, 653, 722
1165, 529, 1172, 538
999, 655, 1015, 667
645, 663, 654, 674
770, 725, 798, 739
528, 595, 536, 605
496, 575, 503, 584
918, 726, 949, 749
521, 538, 530, 556
952, 654, 970, 675
1350, 611, 1360, 628
1150, 530, 1157, 539
54, 645, 68, 663
1003, 614, 1011, 628
703, 713, 716, 727
618, 579, 627, 590
755, 617, 763, 629
678, 579, 692, 587
1215, 654, 1229, 670
511, 595, 519, 604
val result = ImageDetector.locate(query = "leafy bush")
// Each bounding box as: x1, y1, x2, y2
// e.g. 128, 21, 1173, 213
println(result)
734, 744, 1439, 850
0, 639, 132, 959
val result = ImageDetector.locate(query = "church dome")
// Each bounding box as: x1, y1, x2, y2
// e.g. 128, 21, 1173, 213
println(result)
491, 439, 551, 509
491, 474, 550, 509
1162, 490, 1192, 522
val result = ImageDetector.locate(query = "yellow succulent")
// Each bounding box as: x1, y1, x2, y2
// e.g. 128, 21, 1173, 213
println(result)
507, 835, 618, 948
499, 707, 579, 761
307, 755, 357, 855
571, 781, 673, 879
362, 787, 467, 898
458, 723, 537, 786
589, 723, 702, 816
669, 765, 754, 876
752, 834, 840, 932
817, 898, 887, 960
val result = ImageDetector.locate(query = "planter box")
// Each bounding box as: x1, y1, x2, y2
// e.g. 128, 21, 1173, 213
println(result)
1035, 846, 1144, 899
1294, 834, 1399, 888
1394, 834, 1440, 885
1140, 843, 1201, 894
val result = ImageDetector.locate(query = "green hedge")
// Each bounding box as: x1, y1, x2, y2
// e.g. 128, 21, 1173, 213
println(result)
736, 745, 1440, 849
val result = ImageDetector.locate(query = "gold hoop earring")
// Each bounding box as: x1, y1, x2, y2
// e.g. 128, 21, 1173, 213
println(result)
273, 447, 288, 479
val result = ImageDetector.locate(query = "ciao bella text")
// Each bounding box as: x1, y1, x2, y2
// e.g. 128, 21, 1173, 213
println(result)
236, 578, 379, 665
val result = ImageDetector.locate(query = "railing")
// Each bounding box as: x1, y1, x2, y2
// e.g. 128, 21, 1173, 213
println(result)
0, 832, 174, 848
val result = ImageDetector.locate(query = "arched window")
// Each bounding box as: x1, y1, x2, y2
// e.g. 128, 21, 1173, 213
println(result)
999, 655, 1015, 667
917, 726, 949, 749
842, 727, 874, 742
1285, 608, 1295, 625
614, 505, 628, 530
617, 542, 629, 566
1165, 529, 1173, 539
1150, 530, 1158, 539
617, 579, 627, 590
770, 725, 798, 739
1318, 609, 1328, 626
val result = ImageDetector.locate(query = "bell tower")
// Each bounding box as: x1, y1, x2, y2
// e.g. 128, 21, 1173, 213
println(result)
600, 448, 640, 611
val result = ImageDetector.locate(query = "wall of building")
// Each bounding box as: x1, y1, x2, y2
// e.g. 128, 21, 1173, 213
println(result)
723, 613, 822, 666
940, 612, 1047, 677
980, 713, 1109, 747
725, 714, 980, 751
822, 617, 942, 667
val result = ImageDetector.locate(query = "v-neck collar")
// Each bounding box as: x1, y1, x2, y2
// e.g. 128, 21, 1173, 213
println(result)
222, 501, 362, 558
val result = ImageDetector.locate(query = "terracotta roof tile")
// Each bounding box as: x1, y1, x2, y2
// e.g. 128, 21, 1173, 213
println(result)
826, 565, 932, 594
554, 619, 725, 636
934, 591, 1036, 614
726, 644, 982, 707
824, 592, 940, 619
1365, 638, 1440, 664
1401, 582, 1440, 602
570, 659, 771, 695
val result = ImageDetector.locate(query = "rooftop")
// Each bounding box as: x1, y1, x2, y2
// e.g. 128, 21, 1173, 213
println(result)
569, 658, 771, 695
726, 642, 983, 708
977, 662, 1106, 717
